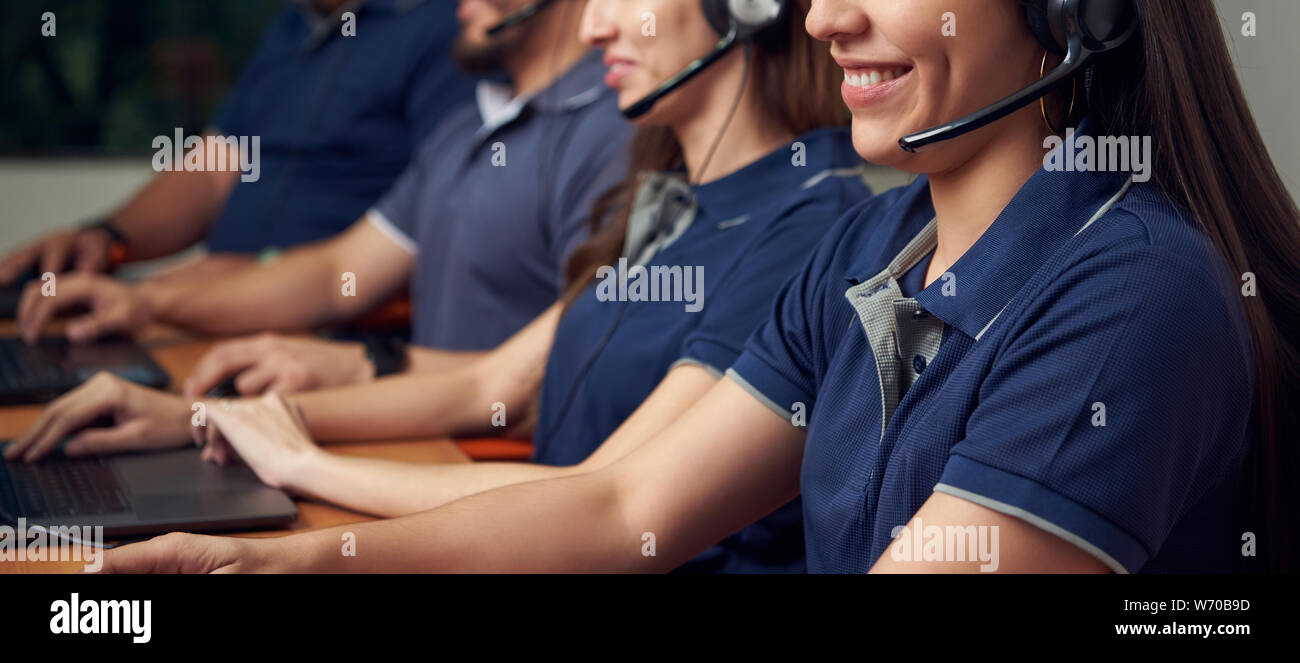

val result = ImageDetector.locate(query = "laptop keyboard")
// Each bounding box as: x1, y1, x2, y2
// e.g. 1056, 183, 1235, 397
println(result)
0, 339, 79, 391
1, 457, 130, 518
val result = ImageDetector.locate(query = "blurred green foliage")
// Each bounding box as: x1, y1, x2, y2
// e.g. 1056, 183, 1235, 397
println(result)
0, 0, 283, 155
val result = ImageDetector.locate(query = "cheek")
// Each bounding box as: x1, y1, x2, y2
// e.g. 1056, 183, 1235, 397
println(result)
877, 3, 945, 54
641, 11, 715, 77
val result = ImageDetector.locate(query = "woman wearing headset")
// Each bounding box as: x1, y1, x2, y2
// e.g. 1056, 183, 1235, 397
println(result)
100, 0, 1298, 573
11, 0, 867, 572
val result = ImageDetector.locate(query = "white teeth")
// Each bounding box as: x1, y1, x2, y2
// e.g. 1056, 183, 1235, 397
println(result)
843, 67, 906, 88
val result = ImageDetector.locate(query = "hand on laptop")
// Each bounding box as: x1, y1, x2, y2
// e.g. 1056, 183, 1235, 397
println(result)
0, 227, 114, 285
3, 372, 192, 462
16, 272, 152, 344
199, 392, 321, 492
183, 334, 374, 398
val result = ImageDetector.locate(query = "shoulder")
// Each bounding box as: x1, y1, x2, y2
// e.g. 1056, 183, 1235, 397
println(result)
761, 169, 873, 236
791, 166, 873, 216
805, 179, 929, 277
566, 88, 631, 138
1015, 181, 1253, 369
374, 0, 459, 40
414, 101, 481, 154
1057, 182, 1243, 306
552, 91, 635, 170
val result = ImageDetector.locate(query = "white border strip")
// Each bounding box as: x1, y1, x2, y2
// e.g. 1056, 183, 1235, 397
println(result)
366, 209, 418, 255
976, 175, 1136, 342
934, 482, 1130, 574
670, 357, 723, 379
725, 368, 797, 422
1074, 175, 1135, 238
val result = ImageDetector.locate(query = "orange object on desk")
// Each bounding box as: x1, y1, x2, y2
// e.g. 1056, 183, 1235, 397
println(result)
454, 438, 533, 462
351, 295, 412, 333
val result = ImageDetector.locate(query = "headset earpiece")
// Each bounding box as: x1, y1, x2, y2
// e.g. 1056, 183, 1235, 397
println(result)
899, 0, 1137, 151
1024, 0, 1137, 56
1024, 0, 1064, 55
1073, 0, 1138, 51
623, 0, 786, 119
700, 0, 785, 42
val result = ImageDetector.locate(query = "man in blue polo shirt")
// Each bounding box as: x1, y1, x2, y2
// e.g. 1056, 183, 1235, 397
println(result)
365, 45, 626, 350
17, 0, 634, 397
1, 0, 472, 288
728, 118, 1253, 573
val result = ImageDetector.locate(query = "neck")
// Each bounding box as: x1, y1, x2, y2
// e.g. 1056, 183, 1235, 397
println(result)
502, 7, 589, 100
675, 53, 794, 185
924, 108, 1051, 284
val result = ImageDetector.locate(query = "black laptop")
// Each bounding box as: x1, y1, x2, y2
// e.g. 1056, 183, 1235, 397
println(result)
0, 266, 38, 318
0, 286, 20, 320
0, 445, 298, 538
0, 336, 171, 405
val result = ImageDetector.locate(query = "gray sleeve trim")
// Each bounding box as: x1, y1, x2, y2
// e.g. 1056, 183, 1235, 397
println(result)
724, 368, 795, 423
366, 209, 418, 255
669, 357, 723, 379
933, 483, 1129, 574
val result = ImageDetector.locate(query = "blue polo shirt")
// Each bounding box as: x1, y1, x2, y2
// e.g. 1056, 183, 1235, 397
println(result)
729, 118, 1254, 573
206, 0, 474, 253
369, 50, 633, 350
535, 127, 870, 572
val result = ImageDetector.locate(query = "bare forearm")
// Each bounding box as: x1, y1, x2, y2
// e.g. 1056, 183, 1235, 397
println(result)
292, 306, 556, 441
110, 160, 238, 261
277, 471, 653, 573
142, 244, 344, 335
405, 346, 486, 374
290, 451, 582, 518
290, 367, 511, 442
137, 253, 255, 288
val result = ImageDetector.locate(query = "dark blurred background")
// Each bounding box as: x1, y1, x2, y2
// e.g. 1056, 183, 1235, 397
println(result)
0, 0, 281, 155
0, 0, 1293, 239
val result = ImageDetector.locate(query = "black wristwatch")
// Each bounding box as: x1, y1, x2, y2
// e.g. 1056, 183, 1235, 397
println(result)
363, 335, 408, 378
82, 217, 128, 245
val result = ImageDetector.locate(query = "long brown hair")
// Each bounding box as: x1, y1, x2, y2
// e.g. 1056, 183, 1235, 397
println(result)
1082, 0, 1300, 571
562, 0, 848, 303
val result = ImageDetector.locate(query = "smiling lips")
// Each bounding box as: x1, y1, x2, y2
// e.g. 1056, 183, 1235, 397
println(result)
603, 59, 636, 88
839, 65, 913, 108
844, 66, 908, 88
601, 52, 913, 104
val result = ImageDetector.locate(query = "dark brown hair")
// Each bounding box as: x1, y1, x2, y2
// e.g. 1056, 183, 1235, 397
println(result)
1082, 0, 1300, 571
561, 0, 848, 303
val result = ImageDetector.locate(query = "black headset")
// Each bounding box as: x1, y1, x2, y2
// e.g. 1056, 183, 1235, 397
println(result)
539, 1, 787, 438
701, 0, 787, 43
622, 0, 787, 119
898, 0, 1138, 152
487, 1, 786, 118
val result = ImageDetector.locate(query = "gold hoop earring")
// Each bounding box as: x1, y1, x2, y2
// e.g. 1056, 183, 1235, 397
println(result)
1039, 50, 1077, 134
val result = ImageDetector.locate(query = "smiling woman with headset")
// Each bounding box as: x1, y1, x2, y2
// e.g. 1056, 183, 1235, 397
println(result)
18, 0, 869, 573
99, 0, 1299, 573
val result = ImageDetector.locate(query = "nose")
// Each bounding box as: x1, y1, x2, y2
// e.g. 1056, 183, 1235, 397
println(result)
579, 0, 618, 47
806, 0, 870, 43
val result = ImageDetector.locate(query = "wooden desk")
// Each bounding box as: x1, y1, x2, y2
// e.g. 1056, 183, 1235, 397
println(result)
0, 328, 470, 574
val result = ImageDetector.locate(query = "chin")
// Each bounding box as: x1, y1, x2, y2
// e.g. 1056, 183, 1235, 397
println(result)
851, 126, 907, 169
463, 26, 491, 46
618, 88, 672, 125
